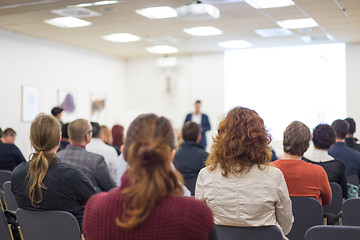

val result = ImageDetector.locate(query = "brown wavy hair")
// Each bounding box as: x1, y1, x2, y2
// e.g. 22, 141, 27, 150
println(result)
116, 114, 184, 228
28, 114, 60, 207
206, 107, 272, 177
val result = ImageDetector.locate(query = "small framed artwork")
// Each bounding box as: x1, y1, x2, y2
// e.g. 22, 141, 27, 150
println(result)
90, 92, 107, 123
22, 85, 40, 122
57, 89, 78, 123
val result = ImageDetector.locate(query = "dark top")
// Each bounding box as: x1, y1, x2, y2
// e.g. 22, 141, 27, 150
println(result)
11, 159, 96, 229
345, 137, 360, 152
0, 141, 26, 171
57, 140, 70, 152
303, 158, 348, 198
82, 174, 214, 240
328, 142, 360, 180
185, 113, 211, 148
173, 141, 208, 179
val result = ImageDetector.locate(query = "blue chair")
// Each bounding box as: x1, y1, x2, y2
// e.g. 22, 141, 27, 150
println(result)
347, 175, 359, 186
305, 225, 360, 240
2, 181, 18, 211
342, 198, 360, 226
286, 197, 323, 240
16, 208, 82, 240
215, 225, 283, 240
323, 182, 343, 225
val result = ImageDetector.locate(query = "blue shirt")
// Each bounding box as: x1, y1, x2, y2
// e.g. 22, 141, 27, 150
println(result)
328, 142, 360, 179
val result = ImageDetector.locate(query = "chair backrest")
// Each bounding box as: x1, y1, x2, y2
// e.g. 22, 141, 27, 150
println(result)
347, 175, 359, 186
0, 170, 12, 191
16, 208, 82, 240
323, 182, 343, 216
342, 198, 360, 226
215, 225, 283, 240
305, 225, 360, 240
0, 209, 14, 240
286, 197, 323, 240
3, 181, 18, 211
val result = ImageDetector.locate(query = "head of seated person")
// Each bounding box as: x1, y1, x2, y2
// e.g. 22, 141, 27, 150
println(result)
332, 119, 349, 141
182, 121, 201, 143
90, 122, 102, 139
283, 121, 311, 158
3, 128, 17, 144
68, 119, 92, 146
312, 124, 336, 150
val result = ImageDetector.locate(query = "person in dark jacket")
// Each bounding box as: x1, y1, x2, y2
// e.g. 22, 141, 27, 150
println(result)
173, 122, 208, 195
345, 118, 360, 152
0, 127, 26, 171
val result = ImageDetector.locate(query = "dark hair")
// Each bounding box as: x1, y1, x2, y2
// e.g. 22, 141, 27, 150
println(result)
312, 124, 336, 150
91, 122, 101, 138
61, 123, 70, 139
3, 128, 16, 137
182, 122, 200, 142
283, 121, 311, 156
207, 107, 272, 177
0, 128, 2, 138
331, 119, 349, 139
112, 125, 124, 148
345, 118, 356, 135
195, 100, 201, 104
118, 114, 183, 228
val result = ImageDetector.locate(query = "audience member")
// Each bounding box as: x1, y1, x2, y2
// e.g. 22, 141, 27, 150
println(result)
345, 118, 360, 152
111, 125, 124, 148
195, 107, 293, 237
102, 125, 120, 155
173, 122, 208, 195
303, 124, 347, 198
57, 119, 116, 192
51, 107, 64, 126
11, 114, 96, 228
185, 100, 211, 149
273, 121, 332, 206
57, 122, 70, 152
83, 114, 214, 240
86, 122, 118, 181
2, 128, 16, 144
328, 119, 360, 180
0, 127, 26, 171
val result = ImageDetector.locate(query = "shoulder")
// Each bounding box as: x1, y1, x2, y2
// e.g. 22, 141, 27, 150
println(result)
86, 188, 120, 213
85, 151, 105, 161
12, 162, 28, 177
166, 197, 213, 220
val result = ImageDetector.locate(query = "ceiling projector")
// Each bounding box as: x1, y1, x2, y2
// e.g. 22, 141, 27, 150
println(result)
176, 2, 220, 21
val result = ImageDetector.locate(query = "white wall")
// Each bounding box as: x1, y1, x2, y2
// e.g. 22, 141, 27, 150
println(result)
0, 29, 126, 158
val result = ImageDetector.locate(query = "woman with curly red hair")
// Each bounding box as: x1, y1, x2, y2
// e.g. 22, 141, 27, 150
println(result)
195, 106, 293, 238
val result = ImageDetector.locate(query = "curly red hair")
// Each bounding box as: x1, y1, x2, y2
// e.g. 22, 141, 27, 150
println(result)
206, 107, 272, 176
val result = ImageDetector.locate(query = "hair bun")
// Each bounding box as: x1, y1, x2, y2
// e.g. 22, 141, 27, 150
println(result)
129, 139, 170, 168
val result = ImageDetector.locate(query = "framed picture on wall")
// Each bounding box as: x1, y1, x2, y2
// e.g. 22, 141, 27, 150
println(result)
90, 92, 107, 123
57, 89, 78, 123
22, 85, 40, 122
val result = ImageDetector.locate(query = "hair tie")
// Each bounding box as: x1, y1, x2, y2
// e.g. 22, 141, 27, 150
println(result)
39, 150, 45, 152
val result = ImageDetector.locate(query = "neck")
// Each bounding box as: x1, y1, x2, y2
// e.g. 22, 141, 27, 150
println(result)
283, 153, 302, 160
336, 138, 345, 142
346, 134, 354, 138
70, 141, 87, 147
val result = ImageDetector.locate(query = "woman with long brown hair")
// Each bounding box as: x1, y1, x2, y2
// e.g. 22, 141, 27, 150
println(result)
195, 107, 293, 238
83, 114, 214, 240
11, 114, 96, 228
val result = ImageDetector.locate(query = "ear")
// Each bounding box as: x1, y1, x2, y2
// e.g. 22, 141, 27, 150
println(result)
196, 135, 202, 143
170, 149, 176, 162
120, 145, 127, 162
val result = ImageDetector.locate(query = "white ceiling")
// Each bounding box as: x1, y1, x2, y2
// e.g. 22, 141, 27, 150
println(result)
0, 0, 359, 58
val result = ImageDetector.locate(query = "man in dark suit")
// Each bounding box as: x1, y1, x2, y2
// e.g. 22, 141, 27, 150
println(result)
57, 119, 116, 192
0, 127, 26, 171
345, 118, 360, 152
184, 100, 210, 149
174, 122, 208, 195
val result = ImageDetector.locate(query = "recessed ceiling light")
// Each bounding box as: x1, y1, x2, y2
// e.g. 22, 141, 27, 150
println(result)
183, 26, 223, 36
146, 45, 178, 54
254, 28, 293, 38
68, 1, 119, 8
51, 8, 101, 18
102, 33, 141, 42
218, 40, 252, 49
135, 6, 177, 19
245, 0, 294, 9
277, 18, 318, 29
44, 17, 92, 28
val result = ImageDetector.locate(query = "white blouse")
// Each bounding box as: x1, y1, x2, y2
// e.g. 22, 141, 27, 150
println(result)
195, 164, 293, 238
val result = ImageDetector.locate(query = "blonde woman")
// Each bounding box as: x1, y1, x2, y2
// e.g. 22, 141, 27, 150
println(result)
11, 114, 96, 228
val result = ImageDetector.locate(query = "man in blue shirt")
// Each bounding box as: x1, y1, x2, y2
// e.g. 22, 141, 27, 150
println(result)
328, 119, 360, 180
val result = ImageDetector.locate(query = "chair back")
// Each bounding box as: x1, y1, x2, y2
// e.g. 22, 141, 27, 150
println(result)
347, 175, 359, 186
0, 209, 14, 240
215, 225, 283, 240
305, 225, 360, 240
286, 197, 323, 240
342, 198, 360, 226
0, 170, 12, 191
16, 208, 82, 240
3, 181, 18, 211
323, 182, 343, 222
